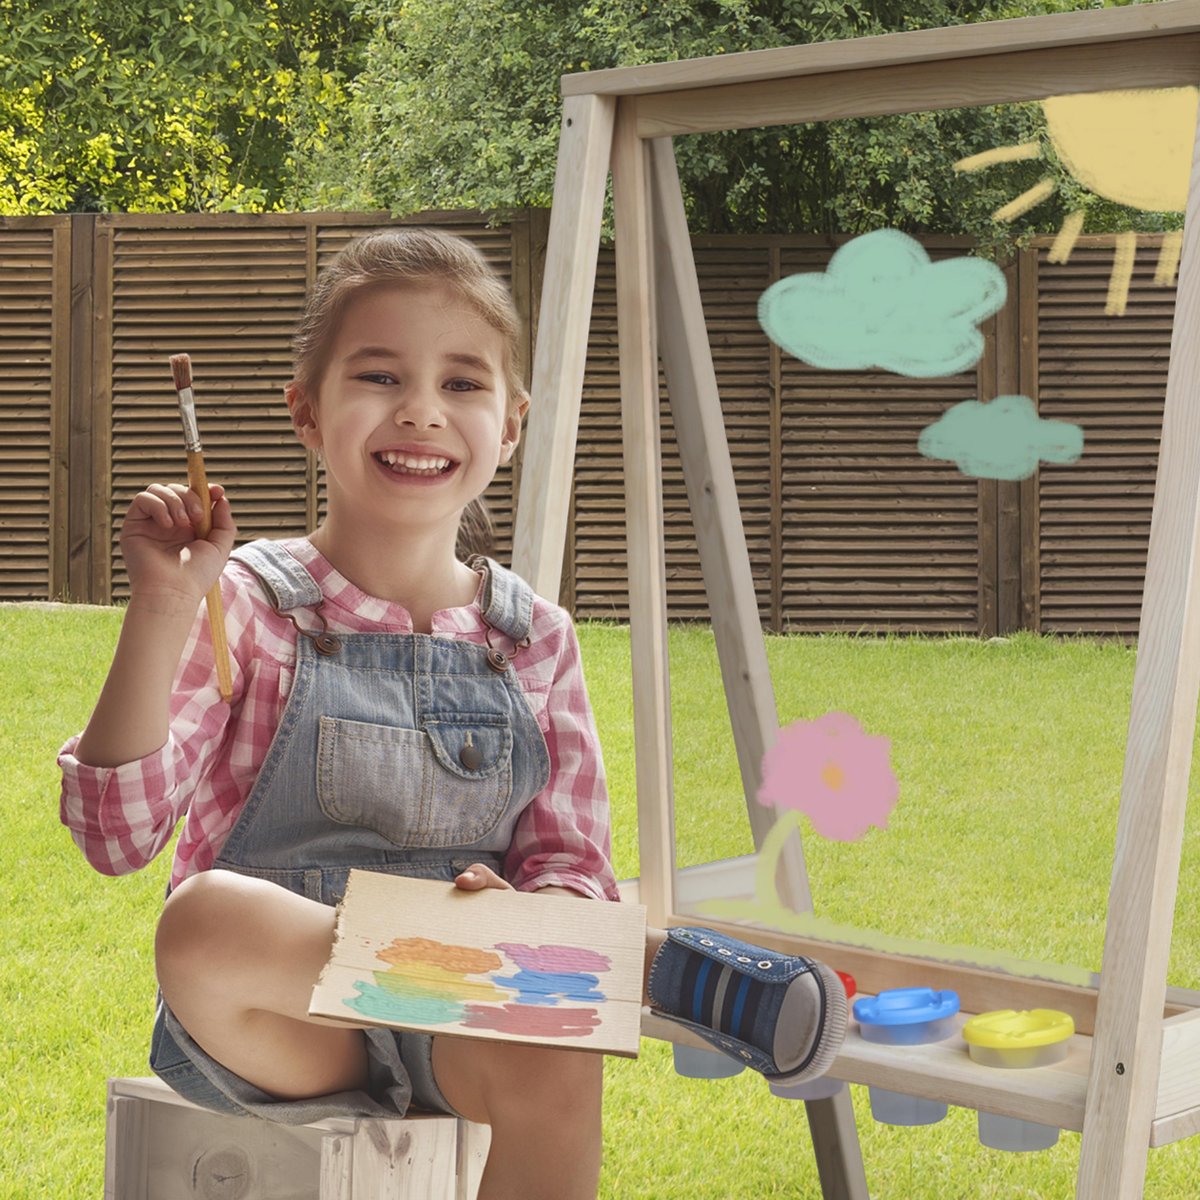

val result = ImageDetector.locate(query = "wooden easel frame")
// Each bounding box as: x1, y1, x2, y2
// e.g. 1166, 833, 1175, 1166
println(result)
510, 4, 1200, 1197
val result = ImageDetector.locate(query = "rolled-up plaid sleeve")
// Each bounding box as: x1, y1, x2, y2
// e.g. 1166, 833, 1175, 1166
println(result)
58, 572, 252, 876
505, 614, 620, 902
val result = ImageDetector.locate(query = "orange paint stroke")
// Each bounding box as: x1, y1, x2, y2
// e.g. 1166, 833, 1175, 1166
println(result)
377, 936, 502, 974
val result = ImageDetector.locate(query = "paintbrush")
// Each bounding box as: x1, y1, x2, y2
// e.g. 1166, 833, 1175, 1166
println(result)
169, 353, 234, 703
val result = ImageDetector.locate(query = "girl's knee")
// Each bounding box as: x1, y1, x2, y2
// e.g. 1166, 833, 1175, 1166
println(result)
155, 870, 276, 979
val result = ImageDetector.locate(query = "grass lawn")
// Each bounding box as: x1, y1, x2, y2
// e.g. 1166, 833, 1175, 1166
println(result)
5, 606, 1200, 1198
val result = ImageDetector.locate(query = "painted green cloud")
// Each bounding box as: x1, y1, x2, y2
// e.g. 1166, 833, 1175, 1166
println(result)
918, 395, 1084, 481
757, 229, 1007, 377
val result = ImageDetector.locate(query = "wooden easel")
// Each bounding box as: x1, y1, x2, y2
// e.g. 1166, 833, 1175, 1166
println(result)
510, 4, 1200, 1197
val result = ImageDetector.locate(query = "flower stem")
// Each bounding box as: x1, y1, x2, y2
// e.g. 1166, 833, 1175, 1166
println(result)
754, 809, 804, 910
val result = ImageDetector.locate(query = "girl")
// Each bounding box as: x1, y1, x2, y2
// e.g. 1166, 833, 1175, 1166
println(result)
59, 229, 846, 1200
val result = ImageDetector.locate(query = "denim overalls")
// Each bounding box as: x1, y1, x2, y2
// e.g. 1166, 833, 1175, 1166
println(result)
149, 539, 551, 1123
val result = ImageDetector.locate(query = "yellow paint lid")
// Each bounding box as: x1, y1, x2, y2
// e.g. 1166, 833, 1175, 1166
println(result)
962, 1009, 1074, 1050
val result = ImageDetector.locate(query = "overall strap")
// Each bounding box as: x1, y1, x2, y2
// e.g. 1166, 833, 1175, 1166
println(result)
230, 539, 324, 613
473, 556, 536, 644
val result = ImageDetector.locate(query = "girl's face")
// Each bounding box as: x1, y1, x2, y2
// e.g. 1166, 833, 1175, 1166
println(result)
288, 282, 525, 541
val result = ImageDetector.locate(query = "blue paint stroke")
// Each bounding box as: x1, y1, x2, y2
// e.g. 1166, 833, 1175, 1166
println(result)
490, 969, 607, 1007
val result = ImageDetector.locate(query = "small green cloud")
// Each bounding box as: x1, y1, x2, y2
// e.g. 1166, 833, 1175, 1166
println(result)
918, 395, 1084, 481
757, 229, 1007, 378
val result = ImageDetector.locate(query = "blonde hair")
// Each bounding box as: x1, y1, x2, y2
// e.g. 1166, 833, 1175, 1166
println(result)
293, 228, 526, 559
292, 227, 528, 414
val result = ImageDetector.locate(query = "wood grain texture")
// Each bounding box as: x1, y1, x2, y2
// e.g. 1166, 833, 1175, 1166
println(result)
647, 137, 813, 910
632, 35, 1200, 138
562, 2, 1200, 97
510, 93, 614, 599
106, 1076, 473, 1200
610, 99, 678, 929
1077, 89, 1200, 1200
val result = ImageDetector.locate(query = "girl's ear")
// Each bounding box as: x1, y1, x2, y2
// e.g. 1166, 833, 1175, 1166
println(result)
286, 382, 322, 450
499, 395, 530, 464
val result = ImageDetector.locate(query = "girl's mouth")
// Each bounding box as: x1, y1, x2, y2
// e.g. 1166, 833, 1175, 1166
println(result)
373, 451, 456, 478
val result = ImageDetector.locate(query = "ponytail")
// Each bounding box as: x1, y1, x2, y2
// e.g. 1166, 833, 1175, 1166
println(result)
456, 498, 495, 561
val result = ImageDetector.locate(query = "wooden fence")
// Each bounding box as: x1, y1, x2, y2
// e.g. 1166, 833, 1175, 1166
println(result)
0, 211, 1174, 634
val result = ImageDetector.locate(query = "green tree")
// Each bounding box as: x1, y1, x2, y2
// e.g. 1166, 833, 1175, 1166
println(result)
0, 0, 365, 213
344, 0, 1181, 247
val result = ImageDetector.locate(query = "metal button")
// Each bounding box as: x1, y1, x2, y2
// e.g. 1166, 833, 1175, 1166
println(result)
460, 733, 482, 771
314, 632, 342, 655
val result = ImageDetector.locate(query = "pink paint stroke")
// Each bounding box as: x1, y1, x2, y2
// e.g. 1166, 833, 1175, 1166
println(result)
759, 711, 899, 841
493, 943, 612, 973
461, 1003, 602, 1037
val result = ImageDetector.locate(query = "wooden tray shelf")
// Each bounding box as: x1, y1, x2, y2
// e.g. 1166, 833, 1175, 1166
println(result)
641, 1007, 1092, 1132
627, 863, 1200, 1145
646, 1003, 1200, 1148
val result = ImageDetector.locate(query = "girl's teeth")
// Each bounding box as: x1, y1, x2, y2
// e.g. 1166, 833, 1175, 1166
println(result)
378, 452, 451, 473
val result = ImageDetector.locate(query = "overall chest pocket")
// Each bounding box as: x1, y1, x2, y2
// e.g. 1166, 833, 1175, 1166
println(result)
316, 714, 514, 848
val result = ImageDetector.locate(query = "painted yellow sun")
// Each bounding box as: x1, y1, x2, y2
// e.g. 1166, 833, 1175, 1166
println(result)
954, 88, 1198, 315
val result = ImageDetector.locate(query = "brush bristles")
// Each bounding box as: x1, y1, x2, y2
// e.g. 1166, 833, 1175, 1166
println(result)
169, 353, 192, 392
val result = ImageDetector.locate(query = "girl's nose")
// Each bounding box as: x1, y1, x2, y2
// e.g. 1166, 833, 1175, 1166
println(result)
392, 389, 446, 428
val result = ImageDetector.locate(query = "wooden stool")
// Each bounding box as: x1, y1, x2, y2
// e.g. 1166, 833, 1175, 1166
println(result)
104, 1076, 490, 1200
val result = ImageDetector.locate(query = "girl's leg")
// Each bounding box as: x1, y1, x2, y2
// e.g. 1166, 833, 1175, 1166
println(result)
155, 870, 370, 1099
432, 1037, 604, 1200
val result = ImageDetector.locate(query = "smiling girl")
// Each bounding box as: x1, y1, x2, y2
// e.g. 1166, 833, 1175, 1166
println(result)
59, 229, 845, 1200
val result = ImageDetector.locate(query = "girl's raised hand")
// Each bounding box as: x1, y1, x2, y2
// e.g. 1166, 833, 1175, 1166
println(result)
120, 482, 237, 606
454, 863, 514, 892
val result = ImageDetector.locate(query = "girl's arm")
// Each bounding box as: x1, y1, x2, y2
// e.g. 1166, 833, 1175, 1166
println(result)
503, 614, 620, 902
74, 482, 236, 769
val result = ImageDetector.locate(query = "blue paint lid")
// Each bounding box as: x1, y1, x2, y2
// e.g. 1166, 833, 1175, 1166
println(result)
853, 987, 960, 1027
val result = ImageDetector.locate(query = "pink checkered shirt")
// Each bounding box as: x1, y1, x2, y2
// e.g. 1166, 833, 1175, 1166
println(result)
58, 538, 619, 901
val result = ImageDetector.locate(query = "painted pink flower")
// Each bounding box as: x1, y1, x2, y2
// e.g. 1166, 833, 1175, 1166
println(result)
758, 711, 899, 841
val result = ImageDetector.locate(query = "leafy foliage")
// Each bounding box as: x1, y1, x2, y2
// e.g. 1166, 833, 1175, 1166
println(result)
0, 0, 365, 212
3, 0, 1184, 246
345, 0, 1183, 248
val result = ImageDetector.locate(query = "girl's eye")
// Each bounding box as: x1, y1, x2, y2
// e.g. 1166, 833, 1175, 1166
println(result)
359, 372, 395, 385
446, 378, 481, 392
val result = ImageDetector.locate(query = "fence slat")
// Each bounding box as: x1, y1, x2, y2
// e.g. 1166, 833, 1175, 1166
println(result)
0, 215, 1175, 632
0, 210, 56, 588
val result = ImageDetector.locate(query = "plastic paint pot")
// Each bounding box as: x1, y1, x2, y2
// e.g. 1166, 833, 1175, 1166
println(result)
672, 1043, 746, 1078
770, 971, 857, 1101
962, 1009, 1074, 1151
853, 987, 961, 1126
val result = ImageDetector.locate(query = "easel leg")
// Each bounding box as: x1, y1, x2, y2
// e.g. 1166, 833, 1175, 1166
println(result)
643, 139, 810, 905
805, 1090, 869, 1200
645, 135, 869, 1200
1076, 96, 1200, 1200
510, 92, 615, 599
611, 98, 677, 930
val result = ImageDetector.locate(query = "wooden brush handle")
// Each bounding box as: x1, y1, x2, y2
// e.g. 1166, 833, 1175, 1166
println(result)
186, 450, 234, 703
186, 451, 212, 535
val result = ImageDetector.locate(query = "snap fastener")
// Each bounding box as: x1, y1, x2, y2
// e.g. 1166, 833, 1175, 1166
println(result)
314, 632, 341, 655
459, 732, 482, 770
278, 600, 341, 656
485, 647, 509, 673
